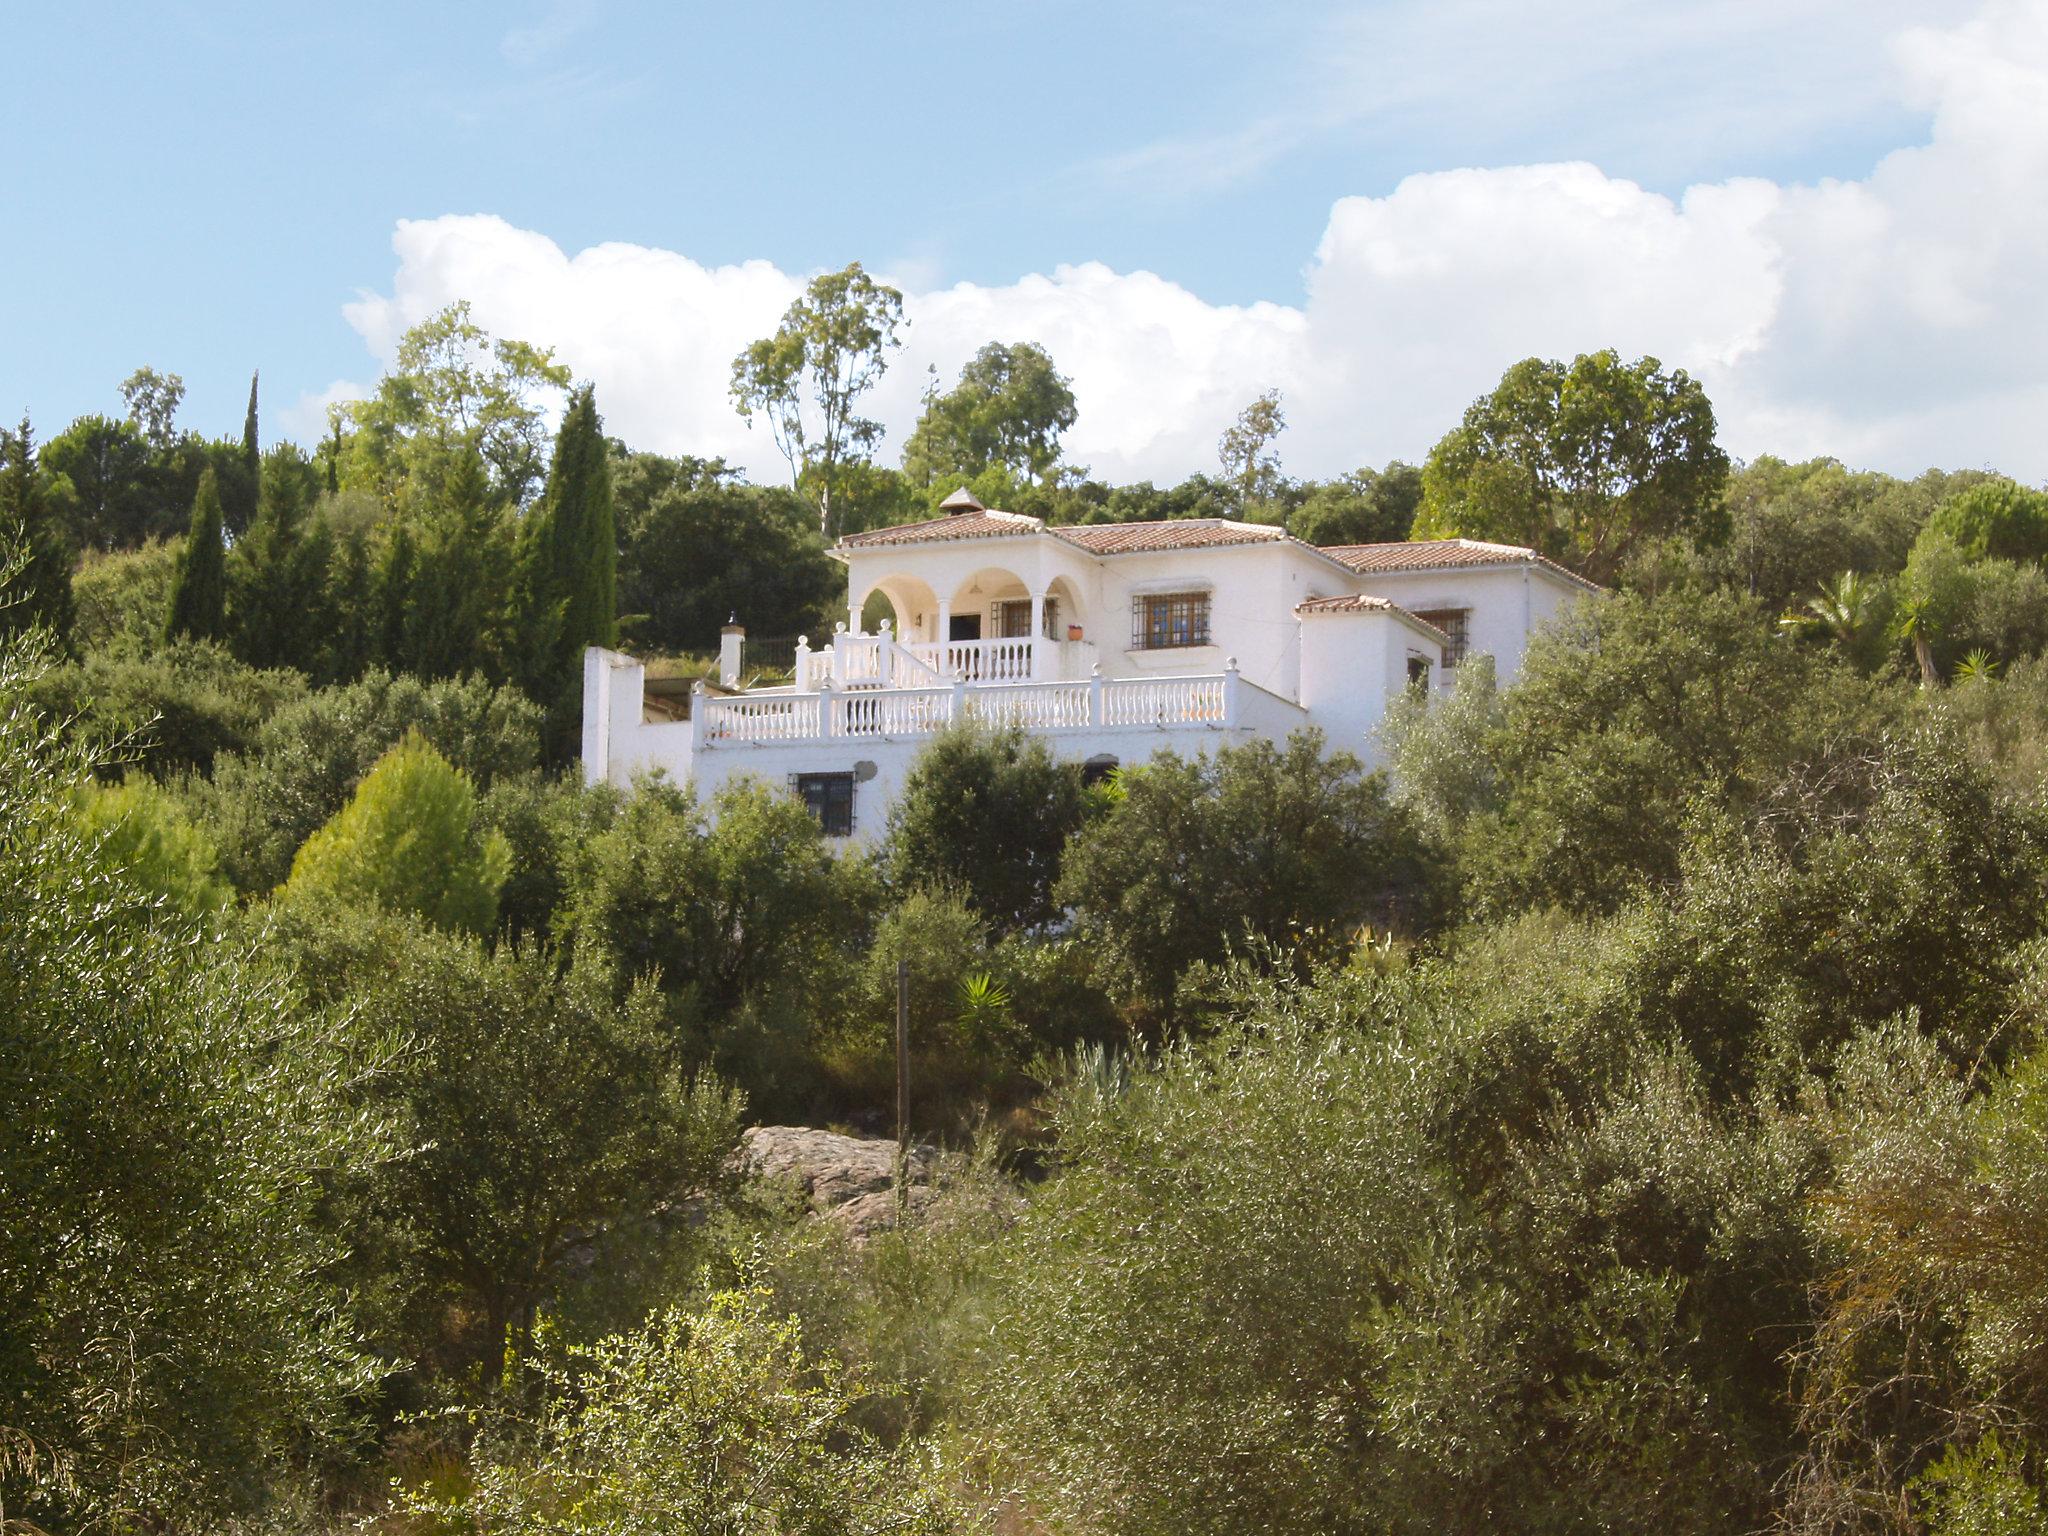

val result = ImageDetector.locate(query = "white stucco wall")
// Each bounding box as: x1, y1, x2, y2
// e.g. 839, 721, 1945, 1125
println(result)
1346, 564, 1590, 685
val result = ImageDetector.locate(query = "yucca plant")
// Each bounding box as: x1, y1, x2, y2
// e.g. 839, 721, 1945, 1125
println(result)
1896, 595, 1941, 688
954, 970, 1013, 1042
1953, 648, 2001, 684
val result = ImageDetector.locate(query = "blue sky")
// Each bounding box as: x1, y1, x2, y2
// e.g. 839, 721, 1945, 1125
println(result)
6, 1, 2043, 481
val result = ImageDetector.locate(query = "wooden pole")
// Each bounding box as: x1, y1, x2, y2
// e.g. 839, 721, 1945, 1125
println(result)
894, 956, 910, 1214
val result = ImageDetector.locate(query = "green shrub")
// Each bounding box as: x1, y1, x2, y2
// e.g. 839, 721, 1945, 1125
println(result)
206, 667, 541, 891
883, 720, 1091, 933
284, 732, 511, 933
272, 900, 741, 1374
69, 774, 231, 917
0, 623, 396, 1531
27, 638, 307, 777
1056, 729, 1434, 1012
401, 1284, 969, 1534
68, 536, 181, 654
560, 774, 871, 1114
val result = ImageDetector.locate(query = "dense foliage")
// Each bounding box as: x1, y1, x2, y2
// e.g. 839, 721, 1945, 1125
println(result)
8, 323, 2048, 1535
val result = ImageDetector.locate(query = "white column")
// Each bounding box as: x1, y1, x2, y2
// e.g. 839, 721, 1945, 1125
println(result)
718, 622, 744, 687
581, 647, 611, 785
1029, 589, 1047, 680
848, 598, 862, 635
1089, 662, 1103, 727
1224, 656, 1241, 731
794, 635, 813, 691
688, 679, 708, 752
936, 597, 951, 646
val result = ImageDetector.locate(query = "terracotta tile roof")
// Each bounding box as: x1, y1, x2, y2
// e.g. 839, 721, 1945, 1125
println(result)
1295, 594, 1451, 643
1051, 519, 1287, 555
837, 508, 1044, 548
837, 510, 1295, 557
1295, 593, 1400, 613
1318, 537, 1603, 590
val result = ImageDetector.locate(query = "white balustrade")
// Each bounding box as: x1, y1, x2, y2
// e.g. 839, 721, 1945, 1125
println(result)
904, 636, 1039, 683
964, 681, 1092, 730
698, 664, 1245, 746
1099, 675, 1227, 726
699, 692, 824, 742
831, 687, 956, 737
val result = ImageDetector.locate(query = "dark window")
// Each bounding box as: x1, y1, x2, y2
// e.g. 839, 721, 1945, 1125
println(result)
1412, 608, 1471, 667
1406, 654, 1432, 692
1132, 591, 1211, 650
997, 598, 1059, 638
792, 772, 854, 837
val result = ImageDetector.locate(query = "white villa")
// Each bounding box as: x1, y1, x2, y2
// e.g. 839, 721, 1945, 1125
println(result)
581, 489, 1600, 838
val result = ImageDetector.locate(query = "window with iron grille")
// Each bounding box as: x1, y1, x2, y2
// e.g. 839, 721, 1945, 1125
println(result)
1132, 591, 1211, 650
1412, 608, 1471, 667
791, 772, 855, 837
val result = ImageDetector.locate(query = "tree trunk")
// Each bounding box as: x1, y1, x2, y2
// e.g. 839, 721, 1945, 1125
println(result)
1914, 633, 1938, 689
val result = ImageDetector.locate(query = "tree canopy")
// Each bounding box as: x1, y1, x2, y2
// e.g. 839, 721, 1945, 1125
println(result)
339, 300, 571, 508
1417, 350, 1730, 582
900, 341, 1078, 492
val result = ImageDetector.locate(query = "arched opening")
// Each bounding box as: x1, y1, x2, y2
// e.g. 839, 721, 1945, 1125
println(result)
945, 566, 1033, 642
857, 573, 940, 640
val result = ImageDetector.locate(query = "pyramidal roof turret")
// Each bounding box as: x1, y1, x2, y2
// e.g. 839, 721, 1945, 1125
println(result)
938, 486, 986, 514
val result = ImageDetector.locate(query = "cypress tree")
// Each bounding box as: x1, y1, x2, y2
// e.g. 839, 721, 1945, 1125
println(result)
374, 520, 418, 672
0, 414, 74, 641
405, 446, 510, 681
229, 452, 335, 675
517, 384, 615, 699
323, 522, 376, 683
164, 466, 228, 642
242, 371, 261, 495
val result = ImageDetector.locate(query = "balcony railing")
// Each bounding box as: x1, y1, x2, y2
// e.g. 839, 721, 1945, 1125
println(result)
695, 668, 1242, 748
793, 626, 1099, 690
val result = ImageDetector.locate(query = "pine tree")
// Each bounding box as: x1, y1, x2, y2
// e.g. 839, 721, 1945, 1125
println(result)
0, 414, 74, 641
164, 466, 228, 642
517, 384, 615, 703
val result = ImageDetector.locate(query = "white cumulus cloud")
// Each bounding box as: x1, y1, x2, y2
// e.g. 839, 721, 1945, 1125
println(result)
332, 0, 2048, 486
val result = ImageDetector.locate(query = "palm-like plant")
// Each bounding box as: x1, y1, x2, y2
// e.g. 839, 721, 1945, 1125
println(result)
1953, 648, 2002, 684
954, 971, 1013, 1041
1782, 569, 1874, 644
1896, 596, 1941, 688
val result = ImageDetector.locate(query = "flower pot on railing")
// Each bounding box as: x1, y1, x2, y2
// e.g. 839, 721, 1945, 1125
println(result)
1067, 624, 1084, 641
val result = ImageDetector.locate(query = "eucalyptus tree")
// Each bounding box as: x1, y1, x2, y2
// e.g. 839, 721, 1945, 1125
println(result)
341, 300, 571, 508
731, 261, 905, 539
900, 340, 1078, 491
1217, 388, 1287, 518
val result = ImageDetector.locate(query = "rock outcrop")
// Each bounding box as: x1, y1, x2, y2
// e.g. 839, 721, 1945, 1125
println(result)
735, 1125, 937, 1240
